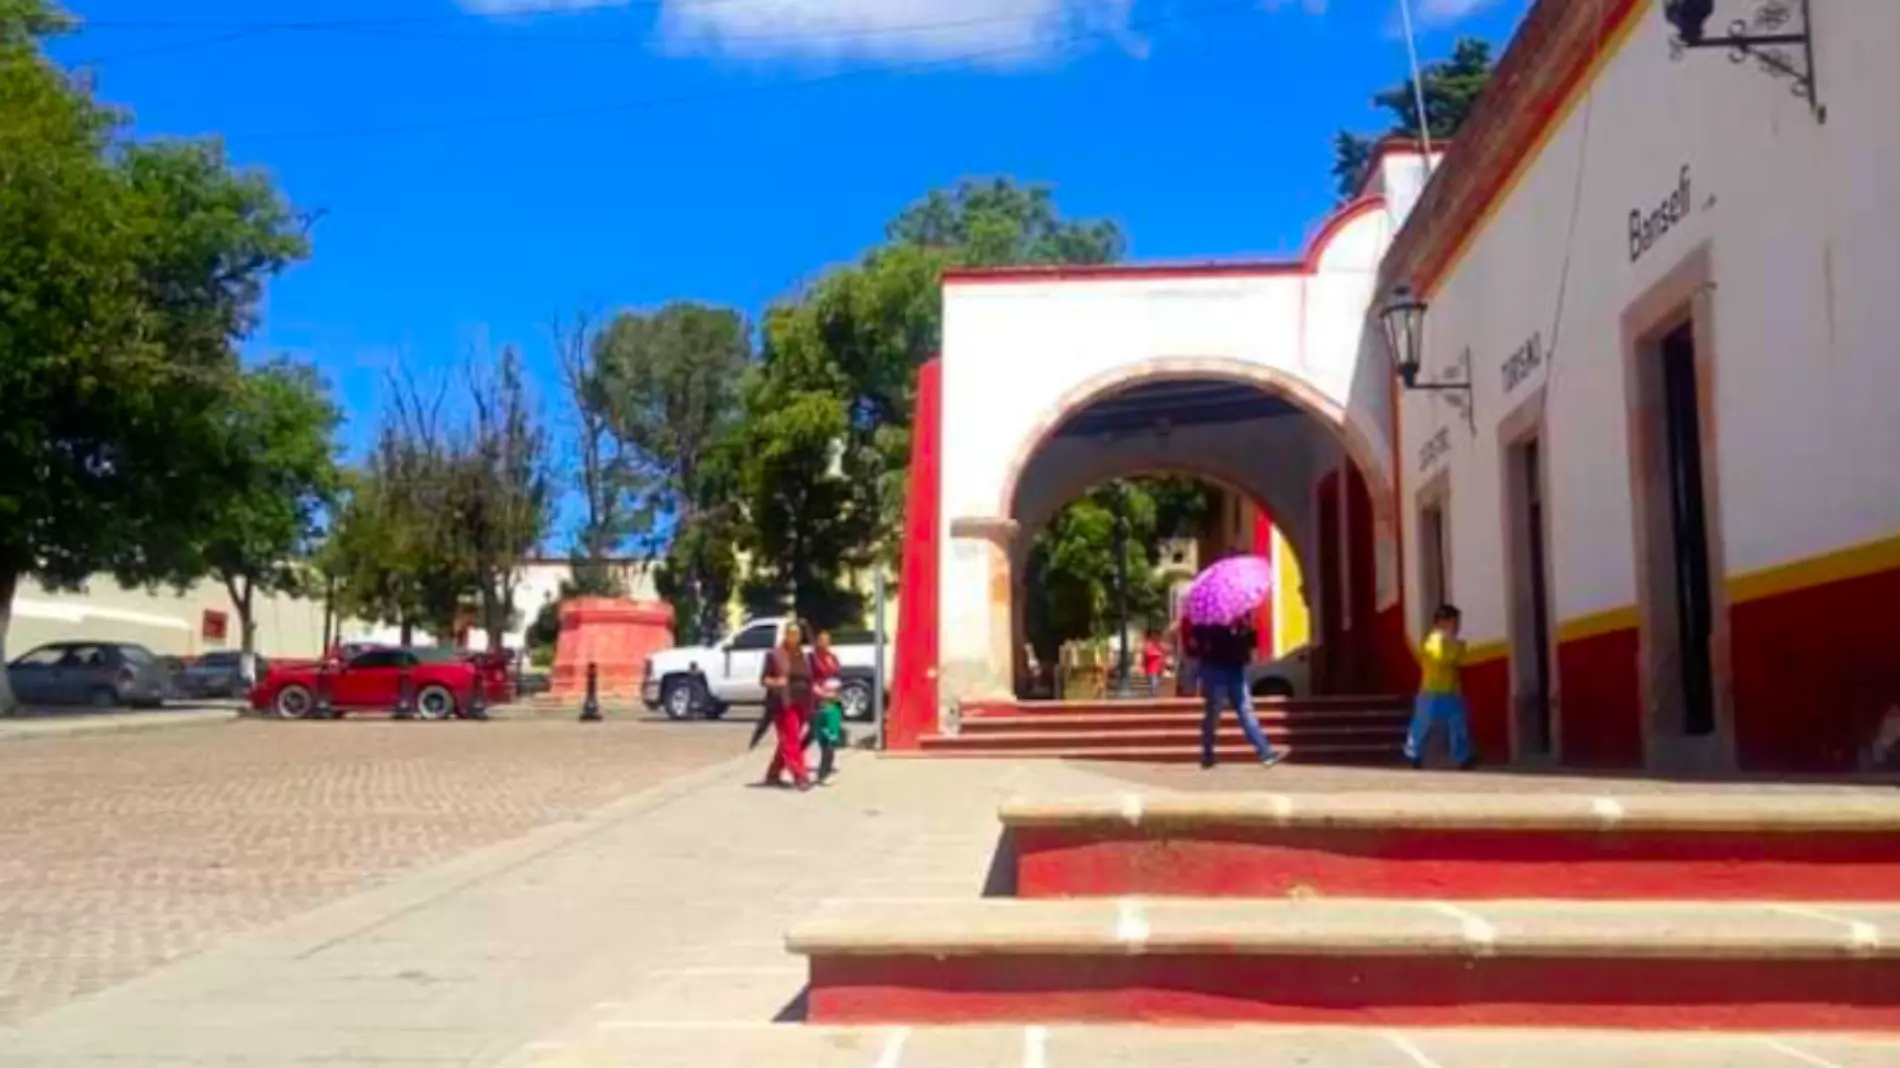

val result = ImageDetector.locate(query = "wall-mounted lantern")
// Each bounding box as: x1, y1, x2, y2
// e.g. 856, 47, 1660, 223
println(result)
1664, 0, 1824, 123
1380, 283, 1476, 434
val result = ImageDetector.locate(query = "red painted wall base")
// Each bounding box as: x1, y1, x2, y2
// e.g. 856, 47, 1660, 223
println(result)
1012, 826, 1900, 901
807, 953, 1900, 1029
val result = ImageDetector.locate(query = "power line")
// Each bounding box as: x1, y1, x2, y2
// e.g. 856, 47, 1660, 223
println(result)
222, 0, 1262, 145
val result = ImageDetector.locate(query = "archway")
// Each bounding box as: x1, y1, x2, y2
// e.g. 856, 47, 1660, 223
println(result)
1011, 467, 1315, 701
983, 370, 1396, 704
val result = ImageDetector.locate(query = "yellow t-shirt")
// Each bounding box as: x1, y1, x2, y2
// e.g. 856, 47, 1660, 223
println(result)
1418, 631, 1465, 695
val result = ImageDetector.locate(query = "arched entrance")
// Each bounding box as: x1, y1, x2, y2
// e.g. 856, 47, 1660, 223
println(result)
886, 193, 1412, 746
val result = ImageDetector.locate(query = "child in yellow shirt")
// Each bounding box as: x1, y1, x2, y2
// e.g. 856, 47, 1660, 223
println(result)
1406, 604, 1476, 770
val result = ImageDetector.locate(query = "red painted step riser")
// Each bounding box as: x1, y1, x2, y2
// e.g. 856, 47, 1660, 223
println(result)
927, 730, 1403, 750
907, 749, 1402, 765
1012, 826, 1900, 900
959, 718, 1411, 735
807, 954, 1900, 1029
968, 702, 1409, 717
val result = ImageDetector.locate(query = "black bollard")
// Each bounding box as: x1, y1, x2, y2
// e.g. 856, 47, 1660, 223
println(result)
394, 668, 416, 720
314, 662, 335, 720
466, 668, 489, 721
579, 661, 602, 722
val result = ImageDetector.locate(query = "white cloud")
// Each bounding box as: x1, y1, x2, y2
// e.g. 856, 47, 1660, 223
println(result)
654, 0, 1141, 66
1416, 0, 1498, 24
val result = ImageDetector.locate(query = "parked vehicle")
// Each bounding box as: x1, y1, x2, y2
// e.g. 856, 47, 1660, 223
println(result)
641, 616, 890, 722
6, 641, 170, 709
251, 645, 478, 720
174, 650, 268, 699
1247, 647, 1310, 698
462, 648, 517, 703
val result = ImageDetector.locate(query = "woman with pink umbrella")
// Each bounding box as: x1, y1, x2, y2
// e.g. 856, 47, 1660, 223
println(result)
1182, 554, 1285, 770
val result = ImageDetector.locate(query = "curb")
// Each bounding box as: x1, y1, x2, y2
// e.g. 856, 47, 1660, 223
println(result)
0, 708, 241, 743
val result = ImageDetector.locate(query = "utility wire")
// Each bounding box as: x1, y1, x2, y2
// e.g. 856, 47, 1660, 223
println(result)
219, 0, 1261, 145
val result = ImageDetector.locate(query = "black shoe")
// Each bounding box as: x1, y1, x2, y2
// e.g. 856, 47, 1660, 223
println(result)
1458, 757, 1478, 771
1406, 754, 1423, 770
1199, 756, 1217, 770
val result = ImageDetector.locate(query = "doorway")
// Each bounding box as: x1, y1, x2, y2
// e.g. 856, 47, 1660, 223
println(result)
1658, 320, 1718, 738
1505, 433, 1556, 758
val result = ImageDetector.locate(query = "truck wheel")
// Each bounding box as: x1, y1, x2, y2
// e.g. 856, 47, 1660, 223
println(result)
661, 677, 701, 721
838, 679, 874, 722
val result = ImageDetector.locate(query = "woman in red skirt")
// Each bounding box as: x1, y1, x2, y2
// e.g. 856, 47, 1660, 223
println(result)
759, 622, 814, 790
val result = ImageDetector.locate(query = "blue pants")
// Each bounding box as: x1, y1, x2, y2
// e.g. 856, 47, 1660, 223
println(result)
1199, 665, 1275, 764
1405, 692, 1473, 765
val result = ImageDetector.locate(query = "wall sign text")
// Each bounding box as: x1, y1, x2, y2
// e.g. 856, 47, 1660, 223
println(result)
1629, 165, 1693, 264
1500, 331, 1545, 395
1418, 426, 1452, 473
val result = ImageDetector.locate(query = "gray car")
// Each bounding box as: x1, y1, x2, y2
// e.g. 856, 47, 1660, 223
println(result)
6, 641, 170, 709
174, 650, 264, 699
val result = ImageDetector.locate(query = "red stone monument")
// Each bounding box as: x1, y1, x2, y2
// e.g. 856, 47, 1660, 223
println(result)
549, 597, 675, 701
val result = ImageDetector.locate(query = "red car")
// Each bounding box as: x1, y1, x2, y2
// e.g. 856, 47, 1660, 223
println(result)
253, 646, 479, 720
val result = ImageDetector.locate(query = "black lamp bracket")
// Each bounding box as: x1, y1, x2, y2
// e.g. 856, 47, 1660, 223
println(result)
1669, 0, 1825, 123
1404, 348, 1477, 436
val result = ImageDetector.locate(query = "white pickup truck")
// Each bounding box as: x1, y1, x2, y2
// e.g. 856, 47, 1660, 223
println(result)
641, 616, 891, 722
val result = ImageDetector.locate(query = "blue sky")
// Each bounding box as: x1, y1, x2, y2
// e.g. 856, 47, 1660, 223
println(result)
48, 0, 1527, 538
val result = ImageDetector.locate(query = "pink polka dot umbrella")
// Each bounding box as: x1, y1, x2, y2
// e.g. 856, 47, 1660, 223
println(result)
1181, 554, 1274, 626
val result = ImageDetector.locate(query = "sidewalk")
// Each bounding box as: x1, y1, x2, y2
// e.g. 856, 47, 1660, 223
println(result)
0, 748, 1109, 1067
0, 706, 237, 742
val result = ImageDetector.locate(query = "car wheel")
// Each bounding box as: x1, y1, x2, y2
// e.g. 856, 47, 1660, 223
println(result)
273, 684, 314, 720
661, 677, 700, 721
88, 687, 119, 710
838, 679, 874, 722
1252, 677, 1296, 700
415, 684, 457, 721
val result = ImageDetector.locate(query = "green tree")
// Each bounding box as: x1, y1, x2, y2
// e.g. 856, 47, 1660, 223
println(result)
592, 302, 751, 640
173, 360, 342, 670
1022, 479, 1179, 666
1332, 37, 1495, 200
456, 345, 554, 651
736, 178, 1125, 627
552, 309, 632, 597
0, 2, 309, 711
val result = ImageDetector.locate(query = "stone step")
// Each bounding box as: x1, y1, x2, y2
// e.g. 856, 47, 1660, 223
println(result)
1000, 791, 1900, 900
786, 897, 1900, 1029
923, 726, 1404, 753
958, 709, 1412, 734
963, 695, 1412, 717
508, 1023, 1900, 1068
896, 741, 1402, 764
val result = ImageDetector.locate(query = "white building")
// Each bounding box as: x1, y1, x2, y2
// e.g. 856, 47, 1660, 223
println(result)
1387, 0, 1900, 772
888, 0, 1900, 774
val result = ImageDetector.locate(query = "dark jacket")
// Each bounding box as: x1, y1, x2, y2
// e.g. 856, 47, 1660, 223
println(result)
1191, 623, 1256, 671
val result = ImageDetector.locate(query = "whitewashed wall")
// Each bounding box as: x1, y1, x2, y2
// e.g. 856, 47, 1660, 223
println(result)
936, 204, 1395, 699
1397, 2, 1900, 647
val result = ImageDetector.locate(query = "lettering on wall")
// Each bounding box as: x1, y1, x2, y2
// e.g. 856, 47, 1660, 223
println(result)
1628, 165, 1694, 264
1418, 426, 1452, 473
1499, 331, 1545, 396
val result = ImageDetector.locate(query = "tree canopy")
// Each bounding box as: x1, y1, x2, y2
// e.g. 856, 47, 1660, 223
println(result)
0, 1, 311, 709
1331, 37, 1495, 200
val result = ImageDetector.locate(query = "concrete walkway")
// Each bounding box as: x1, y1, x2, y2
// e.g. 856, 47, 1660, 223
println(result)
0, 749, 1105, 1067
5, 747, 1897, 1067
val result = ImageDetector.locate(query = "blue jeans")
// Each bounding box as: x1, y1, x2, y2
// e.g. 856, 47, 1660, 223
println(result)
1405, 692, 1473, 765
1199, 665, 1275, 764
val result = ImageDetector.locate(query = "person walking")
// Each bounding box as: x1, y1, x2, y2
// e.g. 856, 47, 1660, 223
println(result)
1141, 628, 1168, 696
808, 629, 846, 785
1190, 617, 1283, 770
1405, 604, 1476, 770
759, 622, 814, 790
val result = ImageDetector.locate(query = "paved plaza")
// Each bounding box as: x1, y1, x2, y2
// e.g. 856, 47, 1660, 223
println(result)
0, 715, 742, 1026
3, 716, 1897, 1066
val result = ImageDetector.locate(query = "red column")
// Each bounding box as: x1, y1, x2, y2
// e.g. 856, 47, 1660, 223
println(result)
887, 359, 942, 750
1251, 507, 1275, 657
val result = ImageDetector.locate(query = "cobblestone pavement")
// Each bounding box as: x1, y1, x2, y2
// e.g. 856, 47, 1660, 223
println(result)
0, 716, 745, 1025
